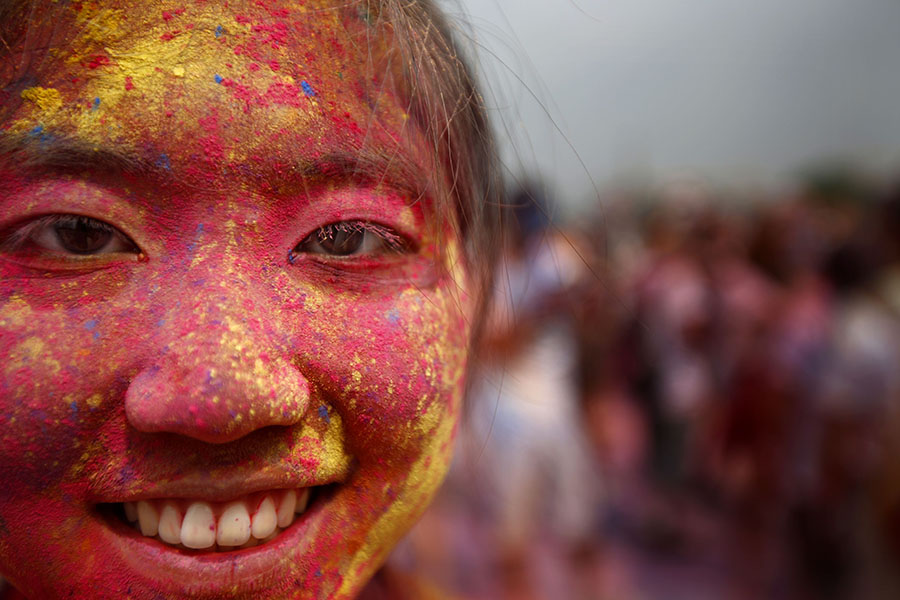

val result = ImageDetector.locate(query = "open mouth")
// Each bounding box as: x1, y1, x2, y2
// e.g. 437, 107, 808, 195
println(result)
100, 488, 319, 552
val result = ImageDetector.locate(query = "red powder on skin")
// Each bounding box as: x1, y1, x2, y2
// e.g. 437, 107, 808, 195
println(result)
124, 76, 134, 91
84, 54, 111, 69
265, 82, 303, 108
268, 60, 280, 72
265, 7, 290, 19
161, 8, 184, 21
324, 108, 365, 138
251, 22, 290, 50
221, 79, 265, 113
197, 113, 218, 132
0, 4, 467, 597
160, 31, 179, 41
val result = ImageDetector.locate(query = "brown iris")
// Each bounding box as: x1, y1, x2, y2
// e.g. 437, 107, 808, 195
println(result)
54, 217, 116, 254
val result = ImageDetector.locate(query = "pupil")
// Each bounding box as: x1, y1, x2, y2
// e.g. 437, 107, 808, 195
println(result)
55, 221, 113, 255
319, 226, 363, 256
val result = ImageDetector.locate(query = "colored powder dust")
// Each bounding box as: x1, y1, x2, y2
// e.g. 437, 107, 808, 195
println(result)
84, 54, 112, 69
20, 87, 63, 112
301, 81, 316, 97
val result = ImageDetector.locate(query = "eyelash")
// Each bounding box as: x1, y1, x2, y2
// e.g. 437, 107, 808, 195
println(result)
290, 221, 411, 262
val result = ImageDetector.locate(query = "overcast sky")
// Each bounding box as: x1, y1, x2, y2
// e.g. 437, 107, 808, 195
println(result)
449, 0, 900, 204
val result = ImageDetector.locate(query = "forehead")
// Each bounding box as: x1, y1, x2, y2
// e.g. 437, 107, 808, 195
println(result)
3, 0, 426, 190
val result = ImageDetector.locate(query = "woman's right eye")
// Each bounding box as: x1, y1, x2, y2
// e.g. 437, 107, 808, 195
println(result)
2, 214, 140, 256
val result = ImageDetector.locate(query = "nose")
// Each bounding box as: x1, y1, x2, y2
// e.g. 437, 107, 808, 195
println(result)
125, 280, 309, 444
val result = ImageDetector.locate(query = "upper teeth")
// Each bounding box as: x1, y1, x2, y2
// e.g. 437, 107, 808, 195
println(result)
123, 489, 310, 550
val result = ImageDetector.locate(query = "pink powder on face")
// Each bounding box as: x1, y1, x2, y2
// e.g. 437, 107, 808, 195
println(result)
0, 1, 471, 598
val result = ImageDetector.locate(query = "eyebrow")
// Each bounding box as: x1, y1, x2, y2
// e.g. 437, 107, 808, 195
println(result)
0, 132, 159, 176
0, 132, 433, 201
293, 148, 431, 200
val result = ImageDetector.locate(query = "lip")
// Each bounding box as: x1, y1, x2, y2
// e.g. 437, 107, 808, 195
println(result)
88, 470, 347, 504
95, 482, 342, 596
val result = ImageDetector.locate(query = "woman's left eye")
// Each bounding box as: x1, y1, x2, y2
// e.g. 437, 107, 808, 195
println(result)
2, 214, 140, 256
293, 221, 410, 258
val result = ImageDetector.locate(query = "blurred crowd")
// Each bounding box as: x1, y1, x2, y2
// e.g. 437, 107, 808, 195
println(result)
392, 168, 900, 600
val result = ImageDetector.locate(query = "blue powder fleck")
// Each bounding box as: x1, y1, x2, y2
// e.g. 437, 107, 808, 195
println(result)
84, 319, 98, 330
93, 331, 101, 340
214, 74, 224, 84
301, 81, 316, 97
196, 223, 206, 234
215, 25, 224, 38
318, 405, 330, 424
386, 309, 400, 324
27, 124, 55, 144
118, 464, 137, 484
156, 153, 172, 171
92, 97, 101, 110
70, 400, 78, 414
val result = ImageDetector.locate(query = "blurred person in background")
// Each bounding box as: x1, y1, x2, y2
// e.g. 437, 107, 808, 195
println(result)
458, 182, 604, 599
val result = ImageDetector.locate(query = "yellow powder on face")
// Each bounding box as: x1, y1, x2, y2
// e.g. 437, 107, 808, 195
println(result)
74, 7, 125, 46
8, 337, 61, 377
0, 296, 33, 329
86, 393, 103, 410
20, 87, 63, 112
317, 412, 352, 478
336, 401, 457, 598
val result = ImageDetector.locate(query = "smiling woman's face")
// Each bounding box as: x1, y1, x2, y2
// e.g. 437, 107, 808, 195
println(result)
0, 1, 472, 598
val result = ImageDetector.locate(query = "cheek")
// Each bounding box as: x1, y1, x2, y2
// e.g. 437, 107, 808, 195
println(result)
300, 286, 469, 462
0, 296, 133, 493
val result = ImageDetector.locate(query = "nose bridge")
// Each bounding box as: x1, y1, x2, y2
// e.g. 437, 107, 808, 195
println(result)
125, 272, 309, 444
